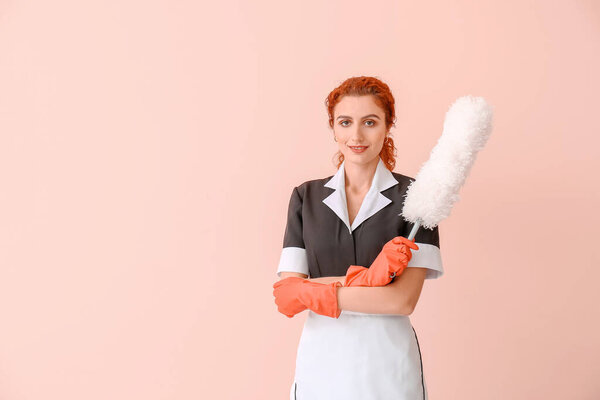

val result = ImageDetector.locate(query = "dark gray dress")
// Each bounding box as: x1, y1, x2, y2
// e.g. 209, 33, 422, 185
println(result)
277, 158, 443, 400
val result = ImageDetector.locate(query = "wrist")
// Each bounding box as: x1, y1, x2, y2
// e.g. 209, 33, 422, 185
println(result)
309, 276, 344, 285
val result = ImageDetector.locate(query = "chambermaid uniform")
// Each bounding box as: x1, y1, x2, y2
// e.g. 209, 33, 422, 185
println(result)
276, 157, 443, 400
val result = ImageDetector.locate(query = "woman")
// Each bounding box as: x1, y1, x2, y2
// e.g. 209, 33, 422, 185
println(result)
272, 76, 443, 400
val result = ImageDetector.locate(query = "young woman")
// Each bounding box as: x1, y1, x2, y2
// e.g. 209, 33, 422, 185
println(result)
272, 76, 443, 400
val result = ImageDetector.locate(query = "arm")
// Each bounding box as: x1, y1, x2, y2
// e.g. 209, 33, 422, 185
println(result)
309, 276, 345, 285
277, 271, 308, 281
277, 272, 345, 285
337, 267, 427, 315
386, 267, 427, 314
336, 285, 401, 315
278, 270, 426, 315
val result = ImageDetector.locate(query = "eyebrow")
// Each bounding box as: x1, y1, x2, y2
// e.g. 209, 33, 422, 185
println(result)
336, 114, 381, 120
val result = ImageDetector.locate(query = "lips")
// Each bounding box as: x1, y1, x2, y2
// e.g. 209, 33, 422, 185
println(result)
349, 145, 368, 153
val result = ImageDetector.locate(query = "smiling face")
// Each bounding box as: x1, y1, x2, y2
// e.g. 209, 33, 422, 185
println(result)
332, 95, 388, 167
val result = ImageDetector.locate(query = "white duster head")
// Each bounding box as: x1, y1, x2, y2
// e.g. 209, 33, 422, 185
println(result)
401, 95, 494, 229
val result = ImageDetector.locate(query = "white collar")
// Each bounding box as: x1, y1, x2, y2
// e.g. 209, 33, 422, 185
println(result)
322, 157, 399, 234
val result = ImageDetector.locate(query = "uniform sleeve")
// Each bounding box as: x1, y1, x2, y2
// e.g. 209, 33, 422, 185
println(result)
403, 222, 443, 279
276, 186, 309, 278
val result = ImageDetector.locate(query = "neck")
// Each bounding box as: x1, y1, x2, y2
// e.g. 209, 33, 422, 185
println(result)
344, 157, 379, 193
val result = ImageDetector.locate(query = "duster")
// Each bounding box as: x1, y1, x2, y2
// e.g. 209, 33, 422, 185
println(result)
402, 95, 494, 237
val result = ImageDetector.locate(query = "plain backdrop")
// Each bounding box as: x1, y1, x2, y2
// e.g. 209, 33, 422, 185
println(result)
0, 1, 599, 399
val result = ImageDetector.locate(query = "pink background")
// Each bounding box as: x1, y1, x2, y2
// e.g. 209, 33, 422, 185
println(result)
1, 1, 599, 399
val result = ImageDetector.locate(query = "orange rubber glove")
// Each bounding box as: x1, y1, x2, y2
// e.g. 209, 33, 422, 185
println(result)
344, 236, 419, 287
272, 277, 307, 318
273, 277, 342, 319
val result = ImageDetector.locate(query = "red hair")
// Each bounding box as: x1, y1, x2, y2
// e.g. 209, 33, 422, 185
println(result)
325, 76, 397, 171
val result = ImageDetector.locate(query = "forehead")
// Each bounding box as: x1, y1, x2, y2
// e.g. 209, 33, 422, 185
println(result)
334, 95, 383, 117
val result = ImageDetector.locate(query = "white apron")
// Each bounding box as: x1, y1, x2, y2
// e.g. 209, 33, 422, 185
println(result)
288, 309, 428, 400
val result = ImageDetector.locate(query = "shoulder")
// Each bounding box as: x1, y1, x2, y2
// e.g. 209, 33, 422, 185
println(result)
291, 175, 335, 201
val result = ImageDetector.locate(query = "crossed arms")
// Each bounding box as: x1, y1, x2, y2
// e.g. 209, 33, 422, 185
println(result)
277, 268, 427, 315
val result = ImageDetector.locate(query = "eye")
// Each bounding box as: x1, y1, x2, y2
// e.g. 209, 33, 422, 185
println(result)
340, 120, 351, 127
365, 120, 376, 127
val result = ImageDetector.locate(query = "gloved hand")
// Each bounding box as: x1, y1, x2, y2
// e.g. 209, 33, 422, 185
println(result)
272, 277, 307, 318
344, 236, 419, 287
273, 277, 342, 319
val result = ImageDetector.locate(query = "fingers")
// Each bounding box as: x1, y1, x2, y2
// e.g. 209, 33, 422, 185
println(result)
385, 247, 412, 265
384, 247, 410, 263
275, 302, 294, 318
384, 244, 413, 258
397, 246, 410, 255
392, 236, 419, 250
273, 289, 298, 318
273, 287, 282, 299
391, 236, 417, 247
397, 247, 414, 263
397, 252, 409, 263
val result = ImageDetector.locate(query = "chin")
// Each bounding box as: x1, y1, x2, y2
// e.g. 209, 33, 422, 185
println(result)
345, 153, 377, 163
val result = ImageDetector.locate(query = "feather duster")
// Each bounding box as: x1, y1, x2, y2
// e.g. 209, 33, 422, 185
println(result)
401, 95, 494, 238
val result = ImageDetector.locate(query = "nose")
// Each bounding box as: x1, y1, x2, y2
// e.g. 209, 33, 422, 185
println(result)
349, 128, 366, 143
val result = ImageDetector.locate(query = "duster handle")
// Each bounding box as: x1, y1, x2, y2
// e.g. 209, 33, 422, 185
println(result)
407, 219, 421, 241
390, 219, 422, 282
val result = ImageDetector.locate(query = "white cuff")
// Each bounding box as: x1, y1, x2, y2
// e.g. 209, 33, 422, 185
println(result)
407, 242, 444, 279
277, 247, 309, 277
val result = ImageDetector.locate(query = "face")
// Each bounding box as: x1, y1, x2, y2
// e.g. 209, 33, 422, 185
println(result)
332, 95, 388, 166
